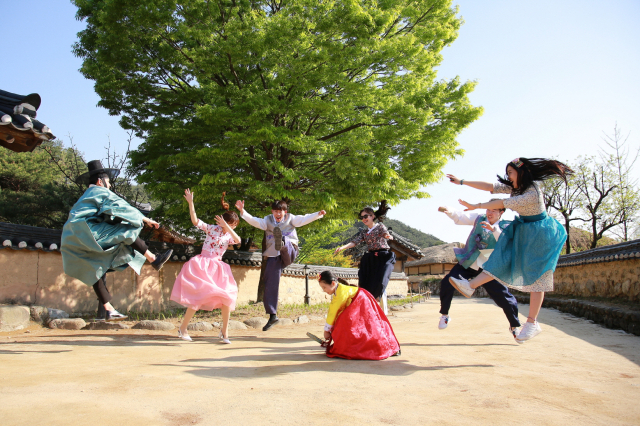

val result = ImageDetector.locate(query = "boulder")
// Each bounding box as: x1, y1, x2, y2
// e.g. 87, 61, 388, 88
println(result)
294, 315, 310, 324
212, 322, 221, 328
244, 317, 268, 329
227, 320, 248, 330
0, 305, 30, 332
132, 320, 175, 331
83, 322, 130, 330
47, 308, 69, 320
30, 306, 49, 323
48, 318, 86, 330
187, 322, 214, 332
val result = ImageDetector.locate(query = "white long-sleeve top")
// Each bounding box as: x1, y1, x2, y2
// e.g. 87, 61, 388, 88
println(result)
240, 210, 323, 230
443, 207, 503, 270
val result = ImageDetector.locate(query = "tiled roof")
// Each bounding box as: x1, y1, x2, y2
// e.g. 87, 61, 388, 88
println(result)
556, 239, 640, 267
0, 90, 55, 152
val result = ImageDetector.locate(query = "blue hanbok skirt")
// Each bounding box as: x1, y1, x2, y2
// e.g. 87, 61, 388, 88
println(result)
482, 212, 566, 292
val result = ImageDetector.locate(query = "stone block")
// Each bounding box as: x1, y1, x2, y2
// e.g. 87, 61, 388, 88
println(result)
30, 306, 49, 323
227, 320, 247, 330
187, 322, 214, 332
48, 318, 86, 330
0, 305, 30, 331
278, 318, 294, 326
243, 317, 267, 329
132, 320, 175, 331
294, 315, 310, 324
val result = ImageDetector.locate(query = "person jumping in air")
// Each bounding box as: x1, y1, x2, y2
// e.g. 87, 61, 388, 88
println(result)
235, 199, 325, 331
437, 203, 522, 342
61, 160, 173, 322
447, 157, 572, 343
171, 190, 241, 343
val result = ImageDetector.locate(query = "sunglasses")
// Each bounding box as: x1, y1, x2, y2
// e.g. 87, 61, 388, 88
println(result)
359, 214, 372, 220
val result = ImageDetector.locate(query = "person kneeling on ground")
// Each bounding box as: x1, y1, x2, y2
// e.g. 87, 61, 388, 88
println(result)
317, 270, 400, 360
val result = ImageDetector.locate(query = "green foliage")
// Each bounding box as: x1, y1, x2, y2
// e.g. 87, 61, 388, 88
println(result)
0, 141, 87, 228
73, 0, 482, 240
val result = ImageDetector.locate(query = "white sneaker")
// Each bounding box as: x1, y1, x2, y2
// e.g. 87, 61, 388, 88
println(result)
510, 327, 524, 344
449, 276, 475, 298
516, 321, 542, 342
438, 315, 450, 330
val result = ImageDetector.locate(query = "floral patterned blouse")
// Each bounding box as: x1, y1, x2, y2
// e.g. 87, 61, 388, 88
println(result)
492, 182, 546, 216
196, 219, 235, 259
350, 223, 391, 251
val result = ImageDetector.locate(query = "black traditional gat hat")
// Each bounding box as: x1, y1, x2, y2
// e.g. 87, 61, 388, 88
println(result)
76, 160, 120, 186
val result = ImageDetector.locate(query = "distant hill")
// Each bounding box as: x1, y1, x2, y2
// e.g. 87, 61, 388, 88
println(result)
567, 227, 618, 252
384, 218, 445, 248
340, 218, 445, 248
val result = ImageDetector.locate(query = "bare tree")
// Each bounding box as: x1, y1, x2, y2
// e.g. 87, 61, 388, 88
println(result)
542, 162, 585, 254
574, 156, 624, 249
600, 124, 640, 241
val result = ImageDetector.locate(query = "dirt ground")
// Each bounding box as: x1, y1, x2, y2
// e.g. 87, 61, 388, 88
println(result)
1, 298, 639, 426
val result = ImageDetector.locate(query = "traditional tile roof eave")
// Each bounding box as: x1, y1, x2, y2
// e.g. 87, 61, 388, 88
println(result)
0, 90, 55, 152
555, 239, 640, 268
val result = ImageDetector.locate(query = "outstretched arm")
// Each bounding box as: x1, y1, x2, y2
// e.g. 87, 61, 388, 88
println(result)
290, 210, 326, 227
184, 189, 198, 227
334, 242, 356, 254
458, 198, 505, 211
446, 174, 494, 192
235, 200, 268, 230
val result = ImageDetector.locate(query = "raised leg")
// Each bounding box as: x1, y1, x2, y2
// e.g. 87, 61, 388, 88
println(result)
483, 281, 521, 328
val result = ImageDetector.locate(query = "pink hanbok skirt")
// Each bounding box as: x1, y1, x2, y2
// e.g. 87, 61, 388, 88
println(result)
170, 252, 238, 311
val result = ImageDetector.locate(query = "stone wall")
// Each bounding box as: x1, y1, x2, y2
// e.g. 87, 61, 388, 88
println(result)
0, 249, 407, 313
553, 259, 640, 302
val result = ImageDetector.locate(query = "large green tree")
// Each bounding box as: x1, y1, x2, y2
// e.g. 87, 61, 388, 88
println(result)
0, 141, 87, 229
73, 0, 482, 235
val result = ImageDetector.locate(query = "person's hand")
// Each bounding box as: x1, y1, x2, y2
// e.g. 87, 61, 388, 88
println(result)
446, 174, 461, 185
323, 331, 331, 341
334, 246, 343, 255
383, 233, 393, 240
235, 200, 244, 214
458, 199, 476, 211
144, 218, 160, 229
438, 206, 448, 213
480, 221, 495, 232
184, 188, 194, 204
319, 210, 326, 216
214, 215, 228, 229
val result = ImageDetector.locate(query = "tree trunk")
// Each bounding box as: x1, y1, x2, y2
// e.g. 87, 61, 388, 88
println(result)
563, 213, 572, 254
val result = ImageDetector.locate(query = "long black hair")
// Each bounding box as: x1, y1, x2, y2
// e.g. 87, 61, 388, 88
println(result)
318, 270, 355, 286
359, 200, 391, 222
497, 157, 573, 195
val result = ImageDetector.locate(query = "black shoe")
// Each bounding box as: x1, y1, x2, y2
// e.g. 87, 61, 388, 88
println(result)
151, 249, 173, 271
262, 317, 280, 331
273, 227, 283, 252
105, 310, 128, 322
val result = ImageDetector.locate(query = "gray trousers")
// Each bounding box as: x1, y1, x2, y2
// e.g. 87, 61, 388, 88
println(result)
263, 237, 298, 314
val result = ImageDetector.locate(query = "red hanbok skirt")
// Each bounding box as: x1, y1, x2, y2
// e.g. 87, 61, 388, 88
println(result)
326, 288, 400, 360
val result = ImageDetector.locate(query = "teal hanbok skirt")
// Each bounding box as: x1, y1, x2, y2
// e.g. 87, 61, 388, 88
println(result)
482, 212, 566, 292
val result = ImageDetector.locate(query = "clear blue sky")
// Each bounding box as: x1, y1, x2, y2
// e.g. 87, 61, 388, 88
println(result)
3, 1, 640, 243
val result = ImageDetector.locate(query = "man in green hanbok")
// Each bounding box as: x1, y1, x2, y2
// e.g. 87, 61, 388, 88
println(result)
61, 160, 173, 321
